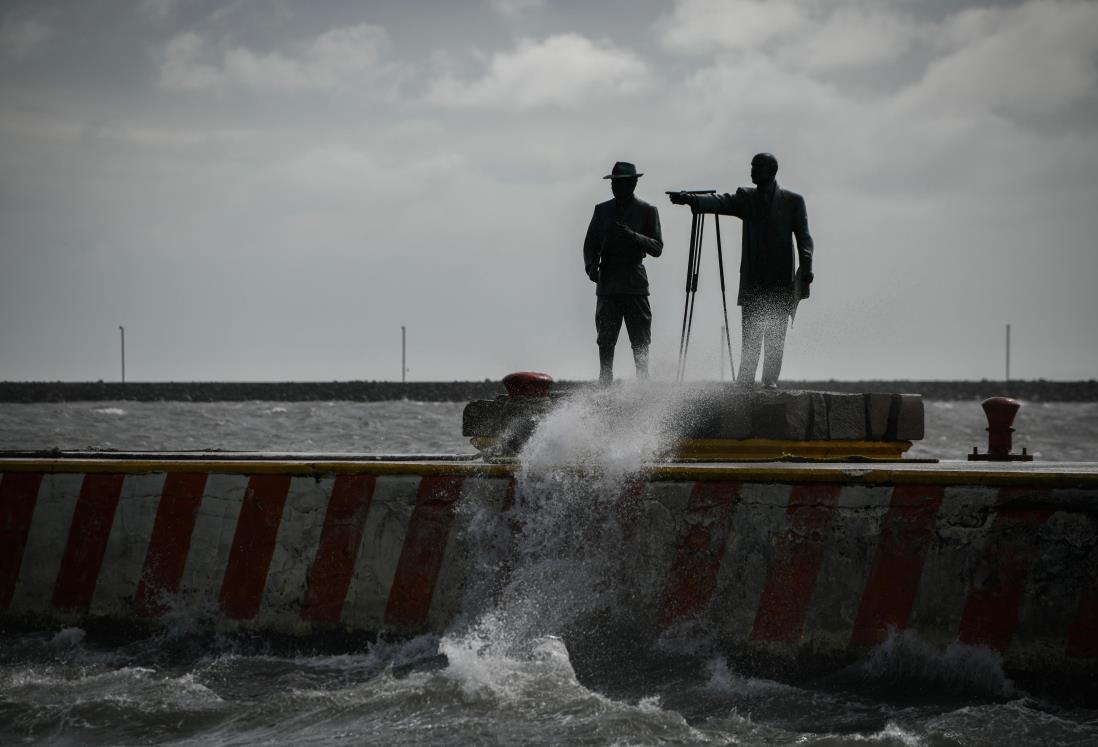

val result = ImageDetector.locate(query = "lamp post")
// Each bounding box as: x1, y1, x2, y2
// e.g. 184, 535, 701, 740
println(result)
119, 325, 125, 385
401, 325, 406, 384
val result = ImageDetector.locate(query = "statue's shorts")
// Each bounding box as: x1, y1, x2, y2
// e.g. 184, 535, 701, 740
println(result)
596, 294, 651, 348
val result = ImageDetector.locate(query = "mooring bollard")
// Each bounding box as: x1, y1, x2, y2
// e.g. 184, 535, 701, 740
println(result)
968, 396, 1033, 461
502, 371, 554, 398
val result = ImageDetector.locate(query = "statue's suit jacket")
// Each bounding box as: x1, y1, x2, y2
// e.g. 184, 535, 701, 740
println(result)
583, 196, 663, 296
694, 185, 813, 306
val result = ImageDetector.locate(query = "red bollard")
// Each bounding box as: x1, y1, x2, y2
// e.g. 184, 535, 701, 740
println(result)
968, 396, 1033, 461
502, 371, 554, 398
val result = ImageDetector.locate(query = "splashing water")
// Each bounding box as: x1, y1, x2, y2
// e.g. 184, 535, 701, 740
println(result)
439, 383, 705, 694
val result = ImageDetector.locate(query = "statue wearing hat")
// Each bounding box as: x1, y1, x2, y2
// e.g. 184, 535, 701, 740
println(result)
669, 153, 814, 388
583, 161, 664, 384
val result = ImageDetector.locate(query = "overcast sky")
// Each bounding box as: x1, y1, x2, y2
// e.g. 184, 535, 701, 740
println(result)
2, 0, 1096, 382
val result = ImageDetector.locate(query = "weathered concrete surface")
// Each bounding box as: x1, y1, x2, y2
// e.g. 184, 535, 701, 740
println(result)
1, 457, 1096, 680
463, 386, 923, 455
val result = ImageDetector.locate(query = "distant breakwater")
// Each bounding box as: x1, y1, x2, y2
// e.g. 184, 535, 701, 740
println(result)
1, 379, 1096, 403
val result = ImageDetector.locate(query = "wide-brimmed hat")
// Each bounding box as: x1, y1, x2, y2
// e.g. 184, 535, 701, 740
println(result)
603, 161, 643, 179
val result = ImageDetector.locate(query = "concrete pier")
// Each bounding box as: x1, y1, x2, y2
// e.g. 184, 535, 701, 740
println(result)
1, 455, 1095, 679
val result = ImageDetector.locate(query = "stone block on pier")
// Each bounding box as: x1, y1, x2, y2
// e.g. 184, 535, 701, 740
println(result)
751, 391, 811, 440
807, 392, 829, 440
864, 393, 893, 440
826, 393, 867, 440
462, 398, 503, 437
890, 393, 925, 441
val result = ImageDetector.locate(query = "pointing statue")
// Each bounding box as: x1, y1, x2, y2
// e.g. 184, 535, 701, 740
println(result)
584, 161, 664, 384
670, 153, 814, 388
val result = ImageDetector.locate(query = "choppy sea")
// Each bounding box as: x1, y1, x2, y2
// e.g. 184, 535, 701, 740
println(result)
1, 396, 1097, 746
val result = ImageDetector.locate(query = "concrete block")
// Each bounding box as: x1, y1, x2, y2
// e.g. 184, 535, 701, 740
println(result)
807, 392, 829, 439
710, 392, 753, 439
462, 398, 504, 437
674, 388, 752, 440
864, 393, 892, 440
751, 391, 810, 440
889, 393, 925, 441
826, 393, 866, 440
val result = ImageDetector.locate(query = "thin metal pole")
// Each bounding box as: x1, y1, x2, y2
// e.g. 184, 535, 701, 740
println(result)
713, 215, 735, 382
119, 325, 125, 385
1006, 323, 1011, 382
720, 325, 725, 380
678, 212, 699, 375
401, 326, 406, 384
681, 214, 704, 381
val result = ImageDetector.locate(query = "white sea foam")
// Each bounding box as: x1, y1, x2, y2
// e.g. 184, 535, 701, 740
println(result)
91, 407, 126, 416
704, 656, 799, 696
50, 626, 86, 648
853, 628, 1017, 697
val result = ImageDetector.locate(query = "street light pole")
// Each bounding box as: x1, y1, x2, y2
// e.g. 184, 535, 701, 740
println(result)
401, 325, 406, 384
119, 325, 125, 385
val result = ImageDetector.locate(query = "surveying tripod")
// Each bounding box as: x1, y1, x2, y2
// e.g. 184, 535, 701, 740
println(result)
667, 191, 736, 383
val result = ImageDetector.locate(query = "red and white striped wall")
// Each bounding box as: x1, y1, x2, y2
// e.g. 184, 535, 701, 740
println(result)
0, 462, 1095, 674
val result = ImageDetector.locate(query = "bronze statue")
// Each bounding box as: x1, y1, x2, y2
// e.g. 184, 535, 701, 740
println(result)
584, 161, 664, 384
670, 153, 813, 388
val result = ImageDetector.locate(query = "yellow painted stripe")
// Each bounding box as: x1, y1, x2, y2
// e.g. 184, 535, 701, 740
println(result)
676, 438, 912, 460
2, 458, 1097, 488
0, 458, 512, 478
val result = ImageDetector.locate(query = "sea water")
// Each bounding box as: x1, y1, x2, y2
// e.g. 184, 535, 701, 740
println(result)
1, 396, 1097, 745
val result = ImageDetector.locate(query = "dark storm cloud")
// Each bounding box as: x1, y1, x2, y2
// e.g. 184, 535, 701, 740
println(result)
1, 0, 1096, 381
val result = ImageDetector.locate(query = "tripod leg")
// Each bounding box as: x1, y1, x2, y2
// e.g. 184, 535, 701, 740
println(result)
678, 213, 699, 381
681, 214, 704, 380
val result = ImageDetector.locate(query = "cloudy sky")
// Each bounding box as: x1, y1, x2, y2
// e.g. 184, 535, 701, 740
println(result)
2, 0, 1096, 382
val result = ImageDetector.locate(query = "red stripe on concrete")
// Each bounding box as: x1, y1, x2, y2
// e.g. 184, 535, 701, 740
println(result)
613, 478, 648, 541
384, 476, 464, 628
658, 481, 741, 628
301, 474, 378, 623
0, 472, 44, 610
52, 473, 125, 613
134, 472, 208, 617
751, 483, 842, 644
957, 491, 1054, 651
501, 478, 517, 513
218, 474, 292, 620
850, 485, 945, 646
1067, 585, 1098, 658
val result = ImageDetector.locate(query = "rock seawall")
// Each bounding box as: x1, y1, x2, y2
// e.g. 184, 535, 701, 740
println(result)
0, 379, 1095, 403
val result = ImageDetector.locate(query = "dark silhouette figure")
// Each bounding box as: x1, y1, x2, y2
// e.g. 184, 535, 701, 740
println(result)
584, 161, 664, 384
670, 153, 813, 388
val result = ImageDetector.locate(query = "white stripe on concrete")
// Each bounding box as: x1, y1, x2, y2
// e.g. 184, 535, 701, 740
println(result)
1007, 503, 1091, 664
257, 475, 331, 632
340, 475, 421, 631
427, 476, 512, 630
89, 473, 166, 617
710, 482, 793, 642
623, 481, 689, 627
803, 484, 893, 647
908, 485, 999, 645
177, 473, 249, 615
9, 473, 85, 614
